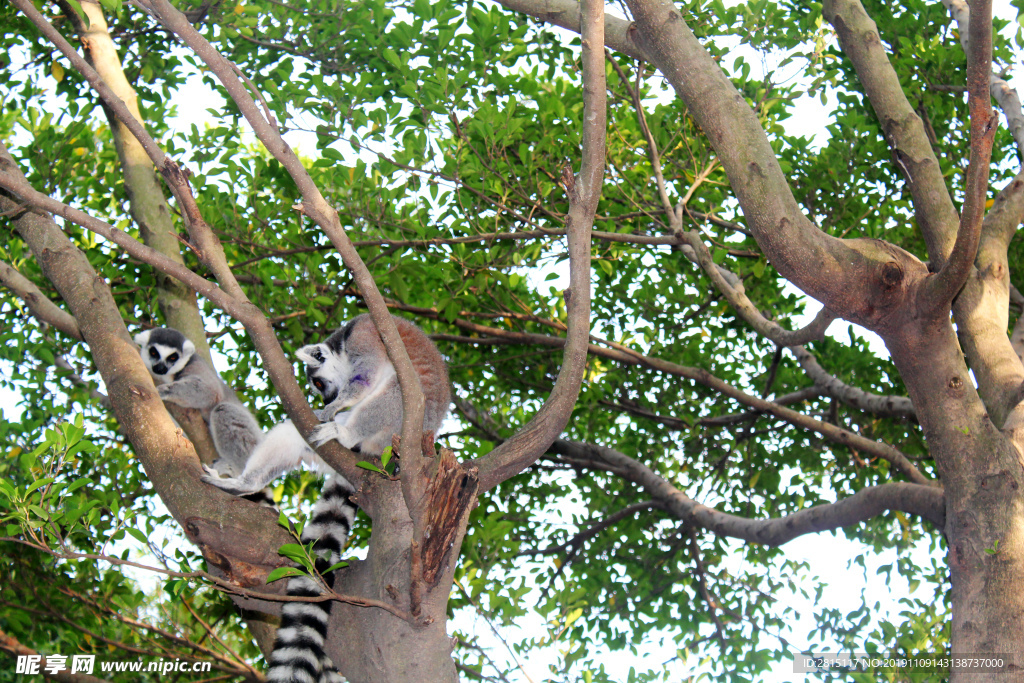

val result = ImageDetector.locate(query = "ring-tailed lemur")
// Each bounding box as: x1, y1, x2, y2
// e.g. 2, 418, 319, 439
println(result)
134, 328, 273, 507
201, 314, 451, 683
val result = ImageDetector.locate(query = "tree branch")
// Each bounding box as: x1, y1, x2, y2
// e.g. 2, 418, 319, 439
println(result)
679, 230, 835, 346
942, 0, 1024, 156
823, 0, 960, 264
0, 626, 112, 683
608, 55, 835, 347
624, 0, 863, 313
471, 0, 603, 492
491, 0, 648, 61
952, 170, 1024, 426
923, 0, 996, 310
412, 306, 931, 485
548, 440, 946, 544
791, 346, 916, 420
0, 259, 82, 340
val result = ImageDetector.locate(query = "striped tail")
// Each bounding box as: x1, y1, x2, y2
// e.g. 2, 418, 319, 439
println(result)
241, 488, 278, 508
267, 474, 356, 683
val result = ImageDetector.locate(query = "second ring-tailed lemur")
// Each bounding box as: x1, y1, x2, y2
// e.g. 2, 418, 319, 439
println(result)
135, 328, 264, 479
201, 314, 451, 683
200, 313, 451, 494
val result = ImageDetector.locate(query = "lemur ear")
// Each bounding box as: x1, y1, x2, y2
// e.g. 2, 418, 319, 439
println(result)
296, 344, 327, 366
182, 339, 196, 357
133, 330, 151, 347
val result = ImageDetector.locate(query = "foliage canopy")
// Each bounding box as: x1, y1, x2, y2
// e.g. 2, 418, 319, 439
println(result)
2, 0, 1023, 680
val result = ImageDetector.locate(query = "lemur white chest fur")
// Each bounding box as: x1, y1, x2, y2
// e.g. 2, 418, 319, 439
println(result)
135, 328, 262, 480
200, 314, 451, 495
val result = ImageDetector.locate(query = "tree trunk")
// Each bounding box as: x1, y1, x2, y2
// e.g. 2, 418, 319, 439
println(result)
886, 318, 1024, 679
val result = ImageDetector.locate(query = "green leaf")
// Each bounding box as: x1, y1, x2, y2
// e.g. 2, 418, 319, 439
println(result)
98, 0, 122, 16
389, 271, 410, 302
266, 566, 305, 583
382, 48, 402, 68
323, 561, 348, 574
66, 477, 92, 493
126, 528, 148, 543
25, 477, 55, 495
278, 543, 310, 563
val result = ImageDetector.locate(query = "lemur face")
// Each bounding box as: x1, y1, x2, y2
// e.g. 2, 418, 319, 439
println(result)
134, 328, 195, 383
296, 318, 380, 418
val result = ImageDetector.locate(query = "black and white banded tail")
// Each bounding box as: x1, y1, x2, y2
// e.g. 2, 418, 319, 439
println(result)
267, 474, 356, 683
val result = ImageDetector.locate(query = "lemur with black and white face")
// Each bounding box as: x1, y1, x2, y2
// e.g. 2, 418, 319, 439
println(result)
135, 327, 263, 480
200, 314, 451, 683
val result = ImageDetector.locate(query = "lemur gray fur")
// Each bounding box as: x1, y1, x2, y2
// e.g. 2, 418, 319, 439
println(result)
200, 314, 451, 683
200, 313, 451, 495
135, 328, 274, 507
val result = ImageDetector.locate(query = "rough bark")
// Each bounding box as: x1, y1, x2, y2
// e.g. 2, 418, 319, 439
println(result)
0, 149, 295, 643
620, 0, 1024, 675
885, 315, 1024, 677
58, 0, 212, 362
953, 171, 1024, 428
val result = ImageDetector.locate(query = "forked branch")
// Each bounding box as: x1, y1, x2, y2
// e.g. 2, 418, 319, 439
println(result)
471, 0, 605, 492
137, 0, 427, 488
8, 0, 365, 481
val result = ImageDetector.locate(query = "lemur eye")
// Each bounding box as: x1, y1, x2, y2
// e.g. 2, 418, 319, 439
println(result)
167, 353, 179, 363
148, 348, 160, 359
313, 378, 325, 392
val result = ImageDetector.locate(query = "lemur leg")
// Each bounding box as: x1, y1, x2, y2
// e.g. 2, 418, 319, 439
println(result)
202, 420, 313, 495
208, 402, 263, 478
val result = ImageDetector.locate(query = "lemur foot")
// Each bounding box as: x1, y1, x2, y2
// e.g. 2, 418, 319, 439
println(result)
308, 422, 342, 448
201, 464, 263, 496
